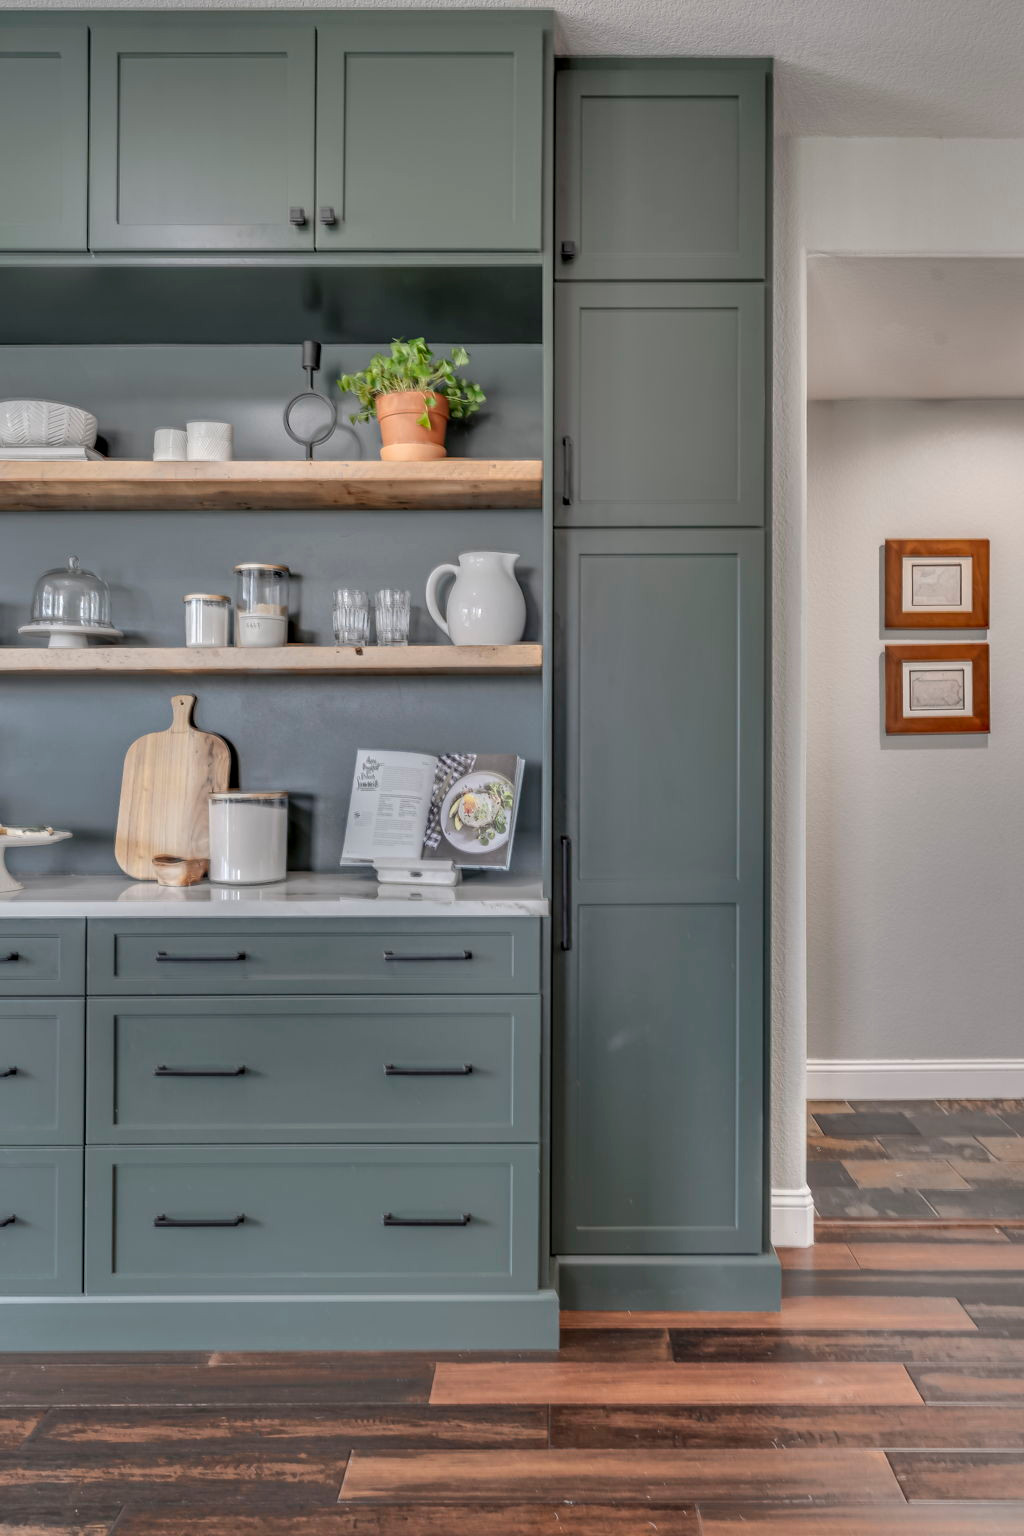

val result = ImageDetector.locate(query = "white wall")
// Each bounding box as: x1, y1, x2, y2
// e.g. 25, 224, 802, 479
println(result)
807, 398, 1024, 1074
772, 138, 1024, 1241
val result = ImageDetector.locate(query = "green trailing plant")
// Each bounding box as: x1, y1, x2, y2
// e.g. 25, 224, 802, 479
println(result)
338, 338, 486, 430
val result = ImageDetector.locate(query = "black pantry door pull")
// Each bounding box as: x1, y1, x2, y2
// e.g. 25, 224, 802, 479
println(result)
0, 953, 19, 964
155, 951, 247, 964
560, 835, 573, 952
155, 1065, 247, 1078
382, 1213, 472, 1227
384, 1063, 473, 1077
560, 239, 577, 261
154, 1214, 246, 1228
561, 436, 573, 506
382, 950, 472, 963
0, 1215, 15, 1228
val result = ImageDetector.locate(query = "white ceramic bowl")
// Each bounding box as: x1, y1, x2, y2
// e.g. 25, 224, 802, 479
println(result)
0, 400, 98, 449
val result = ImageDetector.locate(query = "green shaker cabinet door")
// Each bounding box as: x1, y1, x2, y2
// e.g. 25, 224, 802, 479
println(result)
0, 1149, 83, 1295
0, 23, 87, 251
316, 18, 543, 251
553, 529, 765, 1255
556, 65, 766, 280
556, 283, 764, 527
0, 999, 84, 1145
89, 21, 315, 251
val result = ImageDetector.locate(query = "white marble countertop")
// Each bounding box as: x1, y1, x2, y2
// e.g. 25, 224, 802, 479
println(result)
0, 872, 548, 919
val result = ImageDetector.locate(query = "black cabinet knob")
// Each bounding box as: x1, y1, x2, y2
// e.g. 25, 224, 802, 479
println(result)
560, 240, 577, 261
319, 206, 338, 226
289, 207, 307, 228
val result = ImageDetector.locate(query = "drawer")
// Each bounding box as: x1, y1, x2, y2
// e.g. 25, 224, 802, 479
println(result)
85, 1144, 539, 1295
0, 921, 85, 996
88, 919, 539, 996
0, 999, 84, 1144
0, 1148, 83, 1295
86, 995, 539, 1144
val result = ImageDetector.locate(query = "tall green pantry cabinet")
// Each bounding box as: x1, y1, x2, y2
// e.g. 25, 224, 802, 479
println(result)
551, 62, 778, 1308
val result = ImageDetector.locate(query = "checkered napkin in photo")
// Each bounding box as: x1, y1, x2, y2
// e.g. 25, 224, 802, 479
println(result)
423, 753, 476, 849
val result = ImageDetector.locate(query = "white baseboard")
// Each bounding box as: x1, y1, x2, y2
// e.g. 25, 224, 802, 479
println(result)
808, 1058, 1024, 1100
772, 1185, 815, 1248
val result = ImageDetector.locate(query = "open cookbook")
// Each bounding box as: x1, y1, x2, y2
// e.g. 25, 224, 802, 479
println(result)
340, 750, 525, 871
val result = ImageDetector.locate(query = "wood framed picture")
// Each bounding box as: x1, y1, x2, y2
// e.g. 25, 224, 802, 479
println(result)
884, 643, 990, 735
884, 539, 989, 628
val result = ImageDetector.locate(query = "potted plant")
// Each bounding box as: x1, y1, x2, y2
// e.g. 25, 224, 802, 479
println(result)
338, 338, 485, 462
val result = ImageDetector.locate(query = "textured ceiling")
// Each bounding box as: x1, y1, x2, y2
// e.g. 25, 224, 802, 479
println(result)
12, 0, 1024, 137
808, 257, 1024, 399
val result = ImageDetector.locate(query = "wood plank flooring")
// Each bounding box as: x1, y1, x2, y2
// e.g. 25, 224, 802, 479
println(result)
8, 1226, 1024, 1530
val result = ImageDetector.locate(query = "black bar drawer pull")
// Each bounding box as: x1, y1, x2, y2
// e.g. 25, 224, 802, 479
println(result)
155, 951, 247, 964
0, 1215, 15, 1228
155, 1065, 247, 1078
384, 1063, 473, 1077
0, 1068, 17, 1079
382, 1212, 472, 1227
383, 950, 472, 963
0, 953, 20, 964
560, 835, 573, 952
154, 1214, 246, 1228
562, 435, 573, 505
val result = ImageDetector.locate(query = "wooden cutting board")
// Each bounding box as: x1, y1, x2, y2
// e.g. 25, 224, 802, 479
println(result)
115, 695, 230, 879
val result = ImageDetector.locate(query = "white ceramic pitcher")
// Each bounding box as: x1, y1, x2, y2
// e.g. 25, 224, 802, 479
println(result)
425, 551, 526, 645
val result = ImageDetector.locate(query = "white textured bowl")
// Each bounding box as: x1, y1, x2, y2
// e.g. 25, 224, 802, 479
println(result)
0, 400, 98, 449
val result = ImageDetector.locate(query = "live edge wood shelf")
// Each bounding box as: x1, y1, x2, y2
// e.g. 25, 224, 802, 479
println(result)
0, 460, 543, 512
0, 645, 541, 676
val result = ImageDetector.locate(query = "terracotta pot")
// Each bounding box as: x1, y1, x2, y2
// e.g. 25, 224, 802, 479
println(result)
375, 390, 449, 462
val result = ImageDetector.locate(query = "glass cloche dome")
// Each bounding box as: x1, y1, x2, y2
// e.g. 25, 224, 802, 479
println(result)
21, 556, 121, 647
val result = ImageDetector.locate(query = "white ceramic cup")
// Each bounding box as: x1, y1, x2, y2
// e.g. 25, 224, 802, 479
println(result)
186, 421, 234, 462
153, 428, 187, 461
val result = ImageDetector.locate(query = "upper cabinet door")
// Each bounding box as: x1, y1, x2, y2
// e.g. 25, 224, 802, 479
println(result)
557, 282, 765, 527
315, 19, 543, 252
89, 21, 316, 252
556, 66, 766, 280
0, 24, 87, 251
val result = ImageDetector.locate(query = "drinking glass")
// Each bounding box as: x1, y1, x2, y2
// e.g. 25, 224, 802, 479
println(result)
332, 588, 370, 645
375, 589, 411, 646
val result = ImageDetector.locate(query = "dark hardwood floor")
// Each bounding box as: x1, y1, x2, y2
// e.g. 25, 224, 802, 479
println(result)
7, 1226, 1024, 1531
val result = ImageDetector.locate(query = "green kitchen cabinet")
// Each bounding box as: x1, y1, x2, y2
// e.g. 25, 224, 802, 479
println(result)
552, 528, 765, 1259
86, 1143, 539, 1295
0, 1148, 83, 1296
315, 17, 543, 252
556, 282, 765, 527
88, 20, 316, 251
86, 994, 540, 1144
0, 22, 88, 251
556, 63, 767, 280
0, 999, 84, 1145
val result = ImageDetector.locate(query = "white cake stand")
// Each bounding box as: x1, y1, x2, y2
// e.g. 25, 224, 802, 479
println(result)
17, 623, 122, 649
0, 828, 72, 893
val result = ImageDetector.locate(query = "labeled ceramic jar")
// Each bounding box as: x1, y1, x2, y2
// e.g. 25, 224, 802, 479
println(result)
183, 593, 230, 648
208, 791, 288, 885
234, 563, 289, 647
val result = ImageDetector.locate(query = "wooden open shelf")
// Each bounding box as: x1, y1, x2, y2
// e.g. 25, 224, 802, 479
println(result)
0, 459, 543, 512
0, 644, 542, 676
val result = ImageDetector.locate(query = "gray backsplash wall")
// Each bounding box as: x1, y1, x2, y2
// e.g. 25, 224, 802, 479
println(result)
1, 342, 543, 878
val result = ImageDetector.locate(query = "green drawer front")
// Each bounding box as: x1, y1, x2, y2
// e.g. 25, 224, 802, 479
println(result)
0, 922, 85, 996
86, 1144, 538, 1295
0, 1148, 83, 1295
87, 995, 539, 1144
0, 1000, 84, 1144
88, 920, 539, 996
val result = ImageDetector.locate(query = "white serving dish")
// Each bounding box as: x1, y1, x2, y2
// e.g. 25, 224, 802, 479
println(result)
0, 401, 98, 450
0, 828, 72, 893
18, 622, 123, 649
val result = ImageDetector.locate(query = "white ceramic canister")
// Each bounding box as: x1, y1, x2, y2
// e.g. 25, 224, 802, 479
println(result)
424, 551, 526, 645
208, 791, 288, 885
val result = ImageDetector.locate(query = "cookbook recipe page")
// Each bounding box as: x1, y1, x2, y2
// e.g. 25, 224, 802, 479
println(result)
341, 750, 438, 863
